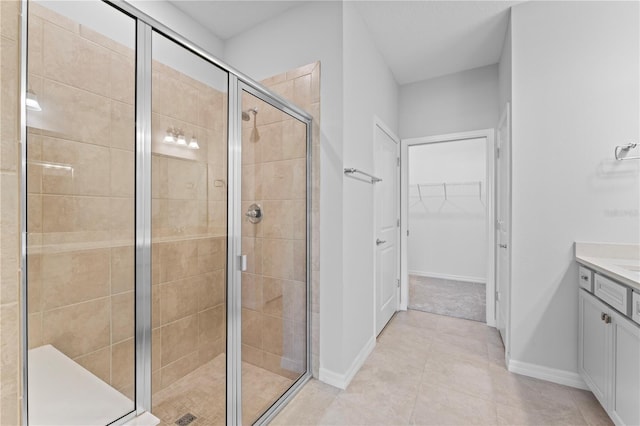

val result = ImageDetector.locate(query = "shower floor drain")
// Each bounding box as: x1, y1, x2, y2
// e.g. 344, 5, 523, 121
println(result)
175, 413, 197, 426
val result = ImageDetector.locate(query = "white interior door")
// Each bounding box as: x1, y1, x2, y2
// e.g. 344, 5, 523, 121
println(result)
496, 103, 511, 351
375, 123, 400, 335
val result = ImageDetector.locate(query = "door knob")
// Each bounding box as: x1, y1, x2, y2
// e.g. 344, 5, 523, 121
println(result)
499, 244, 507, 249
376, 239, 386, 245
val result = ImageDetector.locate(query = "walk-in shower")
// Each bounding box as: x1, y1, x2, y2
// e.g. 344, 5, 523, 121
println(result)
21, 1, 313, 424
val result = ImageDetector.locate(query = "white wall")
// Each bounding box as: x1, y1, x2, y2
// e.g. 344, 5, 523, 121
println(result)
126, 0, 224, 58
223, 1, 347, 376
510, 1, 639, 376
399, 64, 499, 139
408, 138, 487, 282
342, 2, 399, 376
498, 15, 512, 109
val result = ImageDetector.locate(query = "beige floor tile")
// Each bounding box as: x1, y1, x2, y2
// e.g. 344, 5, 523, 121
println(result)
411, 381, 497, 425
272, 309, 603, 426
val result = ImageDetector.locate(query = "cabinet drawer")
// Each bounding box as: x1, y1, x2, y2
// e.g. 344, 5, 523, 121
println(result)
578, 266, 593, 292
595, 274, 630, 315
633, 292, 640, 325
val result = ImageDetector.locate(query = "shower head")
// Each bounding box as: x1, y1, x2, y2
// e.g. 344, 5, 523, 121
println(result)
241, 107, 258, 121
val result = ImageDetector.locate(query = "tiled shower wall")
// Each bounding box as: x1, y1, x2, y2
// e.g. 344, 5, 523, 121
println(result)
240, 63, 321, 378
0, 0, 22, 423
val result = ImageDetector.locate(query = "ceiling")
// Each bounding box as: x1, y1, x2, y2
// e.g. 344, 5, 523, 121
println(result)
354, 1, 519, 84
170, 0, 521, 85
169, 1, 302, 41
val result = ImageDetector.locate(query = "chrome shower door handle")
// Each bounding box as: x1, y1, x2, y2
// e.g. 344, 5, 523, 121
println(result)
376, 239, 386, 246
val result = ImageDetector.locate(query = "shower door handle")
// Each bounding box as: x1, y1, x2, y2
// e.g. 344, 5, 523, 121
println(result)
239, 255, 247, 272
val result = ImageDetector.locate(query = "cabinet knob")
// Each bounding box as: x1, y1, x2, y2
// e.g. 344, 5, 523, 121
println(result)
601, 313, 611, 324
580, 275, 589, 281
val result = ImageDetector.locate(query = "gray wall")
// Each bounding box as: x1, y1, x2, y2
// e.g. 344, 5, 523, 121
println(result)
399, 64, 499, 139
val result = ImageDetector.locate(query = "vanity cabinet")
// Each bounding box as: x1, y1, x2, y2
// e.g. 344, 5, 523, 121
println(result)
579, 288, 640, 426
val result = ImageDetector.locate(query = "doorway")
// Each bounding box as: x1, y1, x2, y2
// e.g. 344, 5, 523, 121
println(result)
400, 130, 496, 325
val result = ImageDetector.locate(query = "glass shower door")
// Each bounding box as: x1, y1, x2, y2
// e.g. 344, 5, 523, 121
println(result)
238, 88, 309, 424
25, 1, 136, 424
149, 31, 229, 424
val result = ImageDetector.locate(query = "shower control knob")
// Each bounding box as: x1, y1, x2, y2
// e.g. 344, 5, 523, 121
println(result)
245, 203, 263, 224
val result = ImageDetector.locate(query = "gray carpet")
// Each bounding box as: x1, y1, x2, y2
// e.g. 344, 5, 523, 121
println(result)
408, 275, 486, 322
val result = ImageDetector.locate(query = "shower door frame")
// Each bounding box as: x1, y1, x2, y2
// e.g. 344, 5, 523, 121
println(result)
19, 0, 313, 424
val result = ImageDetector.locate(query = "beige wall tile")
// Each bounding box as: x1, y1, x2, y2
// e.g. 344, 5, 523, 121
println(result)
29, 2, 79, 33
158, 240, 198, 284
198, 306, 224, 346
282, 118, 307, 160
0, 392, 19, 426
42, 297, 110, 358
28, 312, 43, 349
111, 100, 135, 151
79, 24, 133, 57
43, 22, 111, 97
293, 240, 307, 282
110, 197, 134, 241
198, 269, 225, 311
1, 174, 19, 305
311, 64, 320, 103
111, 291, 134, 344
262, 315, 290, 357
40, 248, 110, 310
160, 351, 199, 390
0, 303, 19, 395
286, 63, 316, 81
261, 72, 287, 87
292, 200, 306, 241
112, 338, 135, 392
41, 79, 111, 146
293, 75, 312, 110
166, 158, 207, 201
242, 273, 263, 312
1, 38, 19, 173
111, 245, 134, 294
263, 277, 284, 319
161, 314, 198, 365
260, 200, 294, 239
1, 1, 20, 40
110, 51, 134, 105
198, 337, 224, 367
241, 308, 262, 349
75, 346, 111, 384
152, 328, 161, 372
260, 159, 306, 201
241, 237, 259, 275
110, 148, 134, 197
262, 239, 293, 280
160, 277, 199, 325
242, 343, 263, 368
41, 137, 111, 196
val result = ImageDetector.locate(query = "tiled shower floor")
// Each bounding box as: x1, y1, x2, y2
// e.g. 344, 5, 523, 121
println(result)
152, 355, 294, 425
409, 275, 486, 322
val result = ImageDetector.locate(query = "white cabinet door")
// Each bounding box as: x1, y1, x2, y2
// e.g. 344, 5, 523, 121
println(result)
610, 311, 640, 426
579, 289, 611, 407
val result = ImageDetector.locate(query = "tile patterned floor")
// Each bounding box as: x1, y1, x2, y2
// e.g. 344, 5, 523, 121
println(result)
152, 354, 294, 425
273, 309, 612, 426
409, 275, 486, 322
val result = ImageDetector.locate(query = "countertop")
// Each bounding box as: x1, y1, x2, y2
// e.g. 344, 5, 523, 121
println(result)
575, 242, 640, 291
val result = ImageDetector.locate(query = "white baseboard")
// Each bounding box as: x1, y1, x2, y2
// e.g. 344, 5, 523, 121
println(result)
508, 359, 589, 390
408, 270, 486, 284
319, 336, 376, 390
